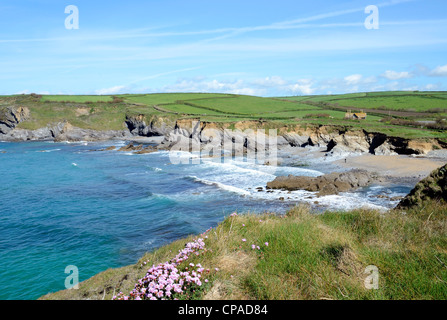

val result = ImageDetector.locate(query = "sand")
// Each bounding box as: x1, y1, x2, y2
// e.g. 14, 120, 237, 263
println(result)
336, 154, 446, 179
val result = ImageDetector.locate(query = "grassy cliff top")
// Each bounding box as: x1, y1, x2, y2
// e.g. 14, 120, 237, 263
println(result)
40, 200, 447, 300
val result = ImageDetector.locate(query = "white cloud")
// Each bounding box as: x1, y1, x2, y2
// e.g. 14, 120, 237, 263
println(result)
287, 79, 315, 95
94, 85, 127, 95
424, 83, 438, 90
430, 64, 447, 77
162, 79, 266, 96
381, 70, 413, 80
344, 74, 363, 85
252, 76, 287, 87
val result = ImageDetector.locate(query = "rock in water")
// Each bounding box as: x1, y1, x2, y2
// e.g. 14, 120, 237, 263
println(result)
266, 170, 382, 196
396, 164, 447, 209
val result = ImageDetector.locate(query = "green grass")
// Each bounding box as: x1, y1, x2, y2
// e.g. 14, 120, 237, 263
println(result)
40, 201, 447, 300
159, 103, 236, 116
333, 96, 447, 112
190, 96, 322, 115
3, 91, 447, 141
283, 91, 447, 112
123, 93, 234, 106
41, 95, 114, 103
17, 102, 129, 131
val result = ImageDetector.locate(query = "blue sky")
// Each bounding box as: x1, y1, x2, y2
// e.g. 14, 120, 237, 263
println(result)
0, 0, 446, 96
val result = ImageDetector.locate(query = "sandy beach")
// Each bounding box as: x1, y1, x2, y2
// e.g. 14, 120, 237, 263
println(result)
336, 154, 446, 179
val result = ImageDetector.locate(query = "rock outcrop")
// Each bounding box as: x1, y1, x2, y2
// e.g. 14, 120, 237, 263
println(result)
157, 119, 445, 157
125, 114, 175, 137
117, 142, 157, 154
0, 121, 131, 142
1, 108, 445, 156
0, 106, 30, 134
396, 164, 447, 209
266, 170, 383, 196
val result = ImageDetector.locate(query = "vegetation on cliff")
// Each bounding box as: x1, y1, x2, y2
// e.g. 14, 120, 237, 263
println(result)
2, 91, 447, 142
41, 197, 447, 300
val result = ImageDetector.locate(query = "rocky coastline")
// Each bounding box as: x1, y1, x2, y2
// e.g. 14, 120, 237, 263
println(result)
2, 106, 446, 158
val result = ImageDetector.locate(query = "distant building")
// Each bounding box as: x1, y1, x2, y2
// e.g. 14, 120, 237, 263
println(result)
345, 110, 367, 120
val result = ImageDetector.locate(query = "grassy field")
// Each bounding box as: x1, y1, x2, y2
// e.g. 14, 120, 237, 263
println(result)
2, 91, 447, 141
41, 200, 447, 300
283, 91, 447, 113
41, 95, 114, 103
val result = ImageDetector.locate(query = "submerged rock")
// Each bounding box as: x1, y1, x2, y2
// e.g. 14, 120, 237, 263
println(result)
117, 143, 156, 154
267, 170, 383, 196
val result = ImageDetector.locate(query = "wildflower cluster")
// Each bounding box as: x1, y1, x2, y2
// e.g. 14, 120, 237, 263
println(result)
113, 238, 212, 300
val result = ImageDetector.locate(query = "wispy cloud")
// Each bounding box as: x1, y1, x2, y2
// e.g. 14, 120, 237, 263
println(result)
381, 70, 413, 80
0, 0, 423, 44
430, 64, 447, 77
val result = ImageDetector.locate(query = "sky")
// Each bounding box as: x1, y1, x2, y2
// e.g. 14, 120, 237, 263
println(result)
0, 0, 446, 96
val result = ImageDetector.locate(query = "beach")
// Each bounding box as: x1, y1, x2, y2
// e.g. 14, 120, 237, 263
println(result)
336, 153, 447, 179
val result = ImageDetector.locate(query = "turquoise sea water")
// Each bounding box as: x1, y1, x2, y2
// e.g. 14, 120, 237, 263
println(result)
0, 141, 410, 300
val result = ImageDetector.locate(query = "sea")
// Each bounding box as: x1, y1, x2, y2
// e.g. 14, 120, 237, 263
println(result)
0, 140, 411, 300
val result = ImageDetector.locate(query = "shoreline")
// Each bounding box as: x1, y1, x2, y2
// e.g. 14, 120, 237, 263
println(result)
336, 153, 447, 181
3, 137, 446, 183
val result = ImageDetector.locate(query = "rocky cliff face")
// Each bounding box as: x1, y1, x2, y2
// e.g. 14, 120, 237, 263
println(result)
155, 118, 445, 157
0, 106, 30, 134
125, 114, 176, 137
396, 164, 447, 209
1, 121, 131, 142
1, 109, 445, 156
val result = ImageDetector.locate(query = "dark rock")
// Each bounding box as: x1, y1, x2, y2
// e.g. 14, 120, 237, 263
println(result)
267, 170, 383, 196
134, 146, 156, 154
396, 164, 447, 209
0, 106, 30, 134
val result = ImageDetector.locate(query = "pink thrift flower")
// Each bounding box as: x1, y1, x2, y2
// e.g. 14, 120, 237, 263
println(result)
265, 242, 269, 246
242, 238, 247, 242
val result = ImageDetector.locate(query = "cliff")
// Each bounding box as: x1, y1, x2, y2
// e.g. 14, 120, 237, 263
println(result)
1, 109, 445, 156
40, 201, 447, 300
0, 106, 30, 134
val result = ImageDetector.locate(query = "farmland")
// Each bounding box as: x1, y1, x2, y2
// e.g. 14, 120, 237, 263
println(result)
3, 91, 447, 141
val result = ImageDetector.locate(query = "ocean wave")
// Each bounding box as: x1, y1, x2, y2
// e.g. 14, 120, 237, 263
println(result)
202, 160, 277, 178
36, 149, 61, 153
186, 175, 251, 196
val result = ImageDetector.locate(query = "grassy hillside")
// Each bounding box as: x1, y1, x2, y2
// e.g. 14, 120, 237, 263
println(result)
2, 91, 447, 141
40, 201, 447, 300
